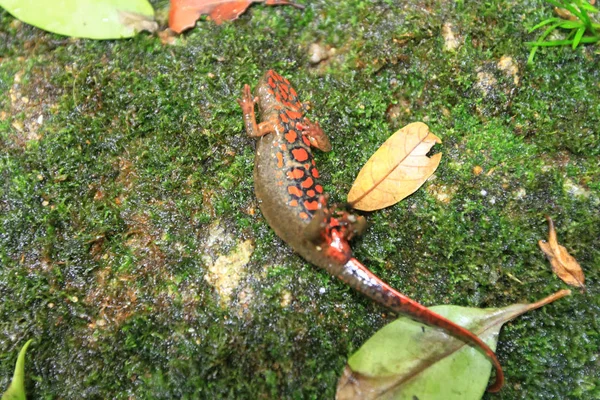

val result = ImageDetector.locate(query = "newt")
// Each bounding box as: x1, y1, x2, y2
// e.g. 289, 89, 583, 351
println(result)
238, 70, 504, 392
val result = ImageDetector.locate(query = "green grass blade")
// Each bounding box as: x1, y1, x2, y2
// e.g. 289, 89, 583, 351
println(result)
537, 21, 567, 43
527, 36, 600, 46
578, 2, 598, 13
527, 20, 567, 65
544, 0, 565, 9
573, 26, 586, 48
2, 339, 34, 400
559, 20, 584, 29
528, 45, 540, 64
529, 17, 561, 32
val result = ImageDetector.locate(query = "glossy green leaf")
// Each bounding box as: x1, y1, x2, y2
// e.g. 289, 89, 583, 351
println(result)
0, 0, 156, 39
2, 339, 34, 400
337, 290, 570, 400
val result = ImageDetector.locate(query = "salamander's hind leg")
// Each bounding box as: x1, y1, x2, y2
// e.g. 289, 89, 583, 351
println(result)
339, 210, 367, 241
303, 195, 366, 264
304, 195, 330, 244
297, 119, 332, 152
304, 195, 367, 247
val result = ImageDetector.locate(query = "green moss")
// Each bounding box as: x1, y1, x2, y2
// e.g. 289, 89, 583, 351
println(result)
0, 1, 599, 398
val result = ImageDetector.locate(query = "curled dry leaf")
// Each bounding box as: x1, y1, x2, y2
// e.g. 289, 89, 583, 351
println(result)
169, 0, 303, 33
347, 122, 442, 211
538, 216, 585, 288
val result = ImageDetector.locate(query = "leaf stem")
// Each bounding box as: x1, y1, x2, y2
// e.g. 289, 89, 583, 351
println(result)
527, 289, 571, 310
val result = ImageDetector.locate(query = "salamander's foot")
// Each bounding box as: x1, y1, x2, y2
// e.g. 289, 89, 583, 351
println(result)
237, 84, 257, 116
341, 211, 367, 241
297, 119, 332, 152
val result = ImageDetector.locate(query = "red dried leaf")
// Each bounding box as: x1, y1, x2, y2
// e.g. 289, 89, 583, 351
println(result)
169, 0, 303, 33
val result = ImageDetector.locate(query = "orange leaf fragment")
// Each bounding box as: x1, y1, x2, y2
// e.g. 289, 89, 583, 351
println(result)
538, 216, 585, 288
347, 122, 442, 211
169, 0, 303, 33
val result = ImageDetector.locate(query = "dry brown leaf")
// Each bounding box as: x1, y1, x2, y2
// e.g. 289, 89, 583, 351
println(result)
538, 216, 585, 288
168, 0, 303, 33
347, 122, 442, 211
118, 11, 158, 34
554, 7, 578, 21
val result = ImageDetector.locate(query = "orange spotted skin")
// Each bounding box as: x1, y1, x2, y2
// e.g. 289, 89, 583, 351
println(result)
254, 70, 324, 221
239, 71, 504, 392
238, 70, 339, 269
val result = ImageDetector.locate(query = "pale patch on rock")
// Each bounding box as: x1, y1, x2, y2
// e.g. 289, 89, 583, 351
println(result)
8, 71, 43, 146
236, 286, 254, 318
308, 43, 336, 64
204, 239, 254, 307
280, 290, 292, 307
563, 178, 591, 199
475, 71, 497, 97
513, 187, 527, 200
497, 55, 519, 85
442, 23, 461, 51
427, 184, 455, 204
204, 220, 235, 251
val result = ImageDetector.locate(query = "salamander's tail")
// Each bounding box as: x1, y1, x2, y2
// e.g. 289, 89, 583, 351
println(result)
339, 257, 504, 392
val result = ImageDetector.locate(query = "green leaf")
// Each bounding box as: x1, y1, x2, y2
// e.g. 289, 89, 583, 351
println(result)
0, 0, 156, 39
337, 291, 570, 400
544, 0, 564, 9
2, 339, 34, 400
573, 26, 586, 48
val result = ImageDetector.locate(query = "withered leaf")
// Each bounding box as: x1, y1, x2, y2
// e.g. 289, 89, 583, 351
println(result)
118, 10, 158, 34
538, 216, 585, 288
347, 122, 442, 211
169, 0, 303, 33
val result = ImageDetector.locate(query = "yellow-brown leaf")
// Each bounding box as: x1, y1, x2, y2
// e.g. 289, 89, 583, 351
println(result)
538, 216, 585, 288
347, 122, 442, 211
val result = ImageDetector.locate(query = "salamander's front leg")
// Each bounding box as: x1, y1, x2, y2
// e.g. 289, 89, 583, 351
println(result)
238, 84, 277, 138
297, 119, 332, 152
